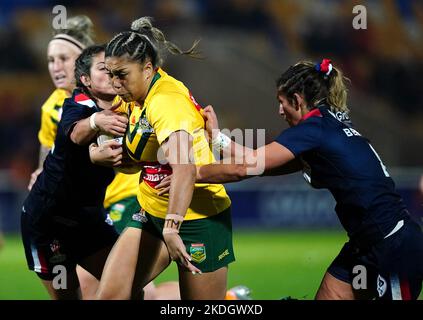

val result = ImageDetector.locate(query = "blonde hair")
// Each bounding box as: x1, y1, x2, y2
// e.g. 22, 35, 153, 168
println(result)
52, 15, 95, 48
277, 60, 349, 113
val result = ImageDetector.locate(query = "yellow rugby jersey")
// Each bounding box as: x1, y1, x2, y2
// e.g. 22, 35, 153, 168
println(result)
103, 96, 141, 208
38, 88, 69, 148
37, 89, 140, 208
115, 68, 231, 220
103, 172, 140, 208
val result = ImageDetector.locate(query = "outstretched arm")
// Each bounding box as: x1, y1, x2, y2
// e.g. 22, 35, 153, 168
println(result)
155, 107, 301, 193
197, 141, 297, 183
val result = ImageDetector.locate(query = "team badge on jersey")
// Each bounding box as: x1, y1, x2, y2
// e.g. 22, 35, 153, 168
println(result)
190, 243, 206, 263
110, 203, 126, 222
49, 240, 66, 263
138, 116, 154, 135
132, 208, 148, 223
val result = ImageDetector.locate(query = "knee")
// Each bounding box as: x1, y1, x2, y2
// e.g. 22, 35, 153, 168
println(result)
315, 282, 345, 300
96, 285, 132, 300
315, 273, 354, 300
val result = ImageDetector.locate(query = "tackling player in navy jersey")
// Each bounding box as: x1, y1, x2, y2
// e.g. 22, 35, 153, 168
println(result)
164, 59, 423, 300
21, 45, 128, 299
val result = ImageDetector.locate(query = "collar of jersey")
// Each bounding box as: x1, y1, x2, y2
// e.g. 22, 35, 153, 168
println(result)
145, 68, 163, 97
300, 107, 323, 122
72, 89, 99, 110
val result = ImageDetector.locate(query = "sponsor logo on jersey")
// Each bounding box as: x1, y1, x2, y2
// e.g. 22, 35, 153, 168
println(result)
49, 240, 67, 263
377, 275, 387, 297
190, 243, 206, 263
105, 214, 114, 226
328, 109, 350, 122
218, 249, 230, 261
142, 164, 172, 188
132, 209, 148, 223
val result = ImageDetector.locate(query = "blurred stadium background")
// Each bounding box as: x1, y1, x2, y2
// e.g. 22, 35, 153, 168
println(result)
0, 0, 422, 299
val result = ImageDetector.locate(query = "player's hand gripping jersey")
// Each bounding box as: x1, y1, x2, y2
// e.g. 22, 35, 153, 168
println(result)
115, 68, 231, 220
37, 89, 140, 208
33, 90, 115, 206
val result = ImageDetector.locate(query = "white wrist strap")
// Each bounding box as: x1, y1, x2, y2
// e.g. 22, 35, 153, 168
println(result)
89, 113, 99, 131
211, 131, 231, 152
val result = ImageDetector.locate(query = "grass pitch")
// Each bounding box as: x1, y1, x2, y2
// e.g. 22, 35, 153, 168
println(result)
0, 230, 420, 300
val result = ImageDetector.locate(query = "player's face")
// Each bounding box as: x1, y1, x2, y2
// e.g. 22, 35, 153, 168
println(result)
87, 52, 116, 97
277, 94, 302, 127
105, 55, 154, 104
47, 41, 80, 92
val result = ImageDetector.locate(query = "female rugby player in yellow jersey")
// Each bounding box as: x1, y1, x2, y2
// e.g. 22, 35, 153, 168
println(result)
90, 17, 234, 300
71, 44, 179, 300
27, 16, 178, 299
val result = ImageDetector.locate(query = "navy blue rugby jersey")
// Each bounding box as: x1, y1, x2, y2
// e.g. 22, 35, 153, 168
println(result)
275, 104, 408, 243
31, 89, 114, 208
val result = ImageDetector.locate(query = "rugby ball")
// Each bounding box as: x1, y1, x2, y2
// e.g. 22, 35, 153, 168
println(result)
97, 134, 123, 146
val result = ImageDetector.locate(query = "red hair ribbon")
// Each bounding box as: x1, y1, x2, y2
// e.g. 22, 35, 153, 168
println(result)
320, 59, 331, 73
315, 58, 333, 76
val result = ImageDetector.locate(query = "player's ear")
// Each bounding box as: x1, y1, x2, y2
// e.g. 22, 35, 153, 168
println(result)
293, 93, 304, 111
80, 74, 91, 88
142, 61, 154, 81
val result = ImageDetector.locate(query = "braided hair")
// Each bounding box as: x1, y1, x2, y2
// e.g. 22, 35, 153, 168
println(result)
105, 16, 200, 67
277, 59, 349, 113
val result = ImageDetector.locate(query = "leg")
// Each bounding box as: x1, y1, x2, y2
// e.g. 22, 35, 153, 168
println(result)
178, 266, 228, 300
144, 281, 180, 300
175, 208, 234, 300
96, 227, 170, 300
315, 272, 355, 300
77, 244, 114, 300
76, 265, 99, 300
142, 281, 157, 300
131, 228, 172, 299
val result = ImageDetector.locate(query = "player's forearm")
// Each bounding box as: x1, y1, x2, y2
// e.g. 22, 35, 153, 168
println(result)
196, 163, 248, 183
167, 164, 196, 218
261, 159, 303, 176
214, 132, 255, 164
229, 141, 255, 163
70, 117, 97, 145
